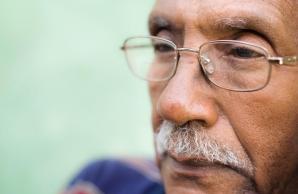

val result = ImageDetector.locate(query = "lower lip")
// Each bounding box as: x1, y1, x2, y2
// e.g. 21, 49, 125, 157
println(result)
167, 156, 224, 178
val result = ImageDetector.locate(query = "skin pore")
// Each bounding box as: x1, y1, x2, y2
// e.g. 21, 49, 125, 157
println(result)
148, 0, 298, 194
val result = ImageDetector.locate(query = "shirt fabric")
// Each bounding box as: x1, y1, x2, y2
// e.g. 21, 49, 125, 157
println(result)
63, 158, 165, 194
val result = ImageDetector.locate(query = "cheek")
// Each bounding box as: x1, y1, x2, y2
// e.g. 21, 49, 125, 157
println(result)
223, 87, 298, 192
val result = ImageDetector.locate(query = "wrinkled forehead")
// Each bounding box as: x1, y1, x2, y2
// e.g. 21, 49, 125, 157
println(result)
151, 0, 295, 19
149, 0, 298, 49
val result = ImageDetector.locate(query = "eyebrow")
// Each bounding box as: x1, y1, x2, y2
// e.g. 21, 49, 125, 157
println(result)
214, 16, 284, 48
214, 17, 248, 31
214, 17, 274, 43
148, 15, 172, 36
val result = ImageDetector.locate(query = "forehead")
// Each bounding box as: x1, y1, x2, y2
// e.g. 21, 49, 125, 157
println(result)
150, 0, 295, 26
152, 0, 294, 15
149, 0, 298, 50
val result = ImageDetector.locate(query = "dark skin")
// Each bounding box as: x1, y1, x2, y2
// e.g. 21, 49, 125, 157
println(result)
148, 0, 298, 193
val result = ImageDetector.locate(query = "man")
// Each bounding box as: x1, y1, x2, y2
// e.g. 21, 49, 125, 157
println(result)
65, 0, 298, 193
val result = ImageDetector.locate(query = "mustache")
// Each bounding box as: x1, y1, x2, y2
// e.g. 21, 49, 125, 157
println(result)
154, 120, 255, 179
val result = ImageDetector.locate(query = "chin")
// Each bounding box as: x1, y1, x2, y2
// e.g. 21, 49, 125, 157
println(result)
159, 155, 258, 194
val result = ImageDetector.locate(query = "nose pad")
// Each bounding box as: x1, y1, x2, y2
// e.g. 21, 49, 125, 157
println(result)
200, 55, 215, 75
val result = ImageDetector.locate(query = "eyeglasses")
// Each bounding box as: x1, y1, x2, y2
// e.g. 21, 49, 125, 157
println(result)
121, 36, 298, 92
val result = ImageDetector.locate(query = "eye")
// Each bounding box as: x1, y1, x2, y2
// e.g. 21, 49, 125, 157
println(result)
229, 47, 262, 59
153, 43, 174, 53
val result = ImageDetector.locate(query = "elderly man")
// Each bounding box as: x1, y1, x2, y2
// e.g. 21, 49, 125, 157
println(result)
65, 0, 298, 194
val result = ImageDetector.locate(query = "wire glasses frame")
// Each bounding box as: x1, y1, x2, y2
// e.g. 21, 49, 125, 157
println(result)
121, 36, 298, 92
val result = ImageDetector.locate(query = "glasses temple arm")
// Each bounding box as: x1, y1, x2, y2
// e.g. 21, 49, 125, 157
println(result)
268, 56, 298, 65
120, 44, 155, 50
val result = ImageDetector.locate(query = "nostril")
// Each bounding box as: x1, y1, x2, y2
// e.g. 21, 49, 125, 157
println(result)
179, 120, 207, 131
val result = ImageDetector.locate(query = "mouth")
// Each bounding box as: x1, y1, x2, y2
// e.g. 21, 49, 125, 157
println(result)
162, 153, 258, 194
165, 152, 250, 179
167, 154, 226, 178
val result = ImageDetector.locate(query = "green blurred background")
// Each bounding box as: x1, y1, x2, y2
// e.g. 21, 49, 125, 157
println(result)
0, 0, 155, 194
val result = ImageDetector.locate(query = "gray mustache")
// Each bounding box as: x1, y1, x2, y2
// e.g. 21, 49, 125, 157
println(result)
154, 120, 255, 178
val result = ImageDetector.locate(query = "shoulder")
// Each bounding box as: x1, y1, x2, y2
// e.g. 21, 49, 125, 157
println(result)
63, 158, 164, 194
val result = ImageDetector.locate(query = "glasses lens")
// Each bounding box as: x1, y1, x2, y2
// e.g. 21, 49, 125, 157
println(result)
200, 41, 270, 91
123, 37, 177, 81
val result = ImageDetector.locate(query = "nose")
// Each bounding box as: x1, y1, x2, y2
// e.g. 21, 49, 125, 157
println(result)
156, 52, 218, 127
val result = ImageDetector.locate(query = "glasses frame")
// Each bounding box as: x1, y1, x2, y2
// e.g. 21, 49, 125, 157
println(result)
121, 36, 298, 92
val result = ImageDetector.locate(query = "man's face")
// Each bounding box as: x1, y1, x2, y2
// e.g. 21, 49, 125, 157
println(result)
148, 0, 298, 194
